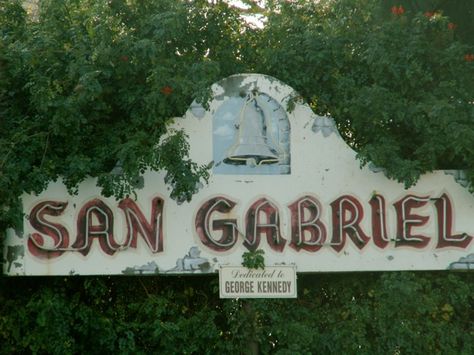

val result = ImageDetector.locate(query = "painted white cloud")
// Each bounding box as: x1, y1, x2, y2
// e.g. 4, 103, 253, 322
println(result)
221, 112, 235, 121
213, 125, 234, 137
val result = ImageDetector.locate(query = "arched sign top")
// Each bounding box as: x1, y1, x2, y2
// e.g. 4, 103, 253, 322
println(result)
180, 73, 354, 178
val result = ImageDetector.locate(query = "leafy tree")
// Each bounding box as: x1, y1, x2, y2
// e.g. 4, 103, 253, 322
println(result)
0, 273, 472, 354
0, 0, 246, 229
253, 0, 474, 187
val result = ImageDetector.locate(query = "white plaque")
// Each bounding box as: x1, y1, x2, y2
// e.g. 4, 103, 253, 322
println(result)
219, 265, 297, 298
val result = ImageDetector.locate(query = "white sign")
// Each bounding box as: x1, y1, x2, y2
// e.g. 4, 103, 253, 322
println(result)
3, 74, 474, 275
219, 266, 297, 298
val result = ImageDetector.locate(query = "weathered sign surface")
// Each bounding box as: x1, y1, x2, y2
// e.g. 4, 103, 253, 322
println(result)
3, 74, 474, 275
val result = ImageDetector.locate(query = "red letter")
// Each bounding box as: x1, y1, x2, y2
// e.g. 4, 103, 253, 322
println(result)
119, 197, 164, 253
393, 195, 430, 248
369, 194, 390, 249
28, 201, 69, 259
288, 195, 326, 252
195, 196, 238, 252
245, 198, 286, 252
434, 194, 472, 249
330, 195, 370, 252
73, 199, 119, 256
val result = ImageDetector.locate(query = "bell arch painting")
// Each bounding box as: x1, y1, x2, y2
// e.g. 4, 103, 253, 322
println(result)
212, 79, 291, 175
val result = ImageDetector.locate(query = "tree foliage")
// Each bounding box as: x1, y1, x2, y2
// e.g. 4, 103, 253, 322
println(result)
0, 272, 473, 354
1, 0, 474, 353
0, 0, 246, 228
252, 0, 474, 186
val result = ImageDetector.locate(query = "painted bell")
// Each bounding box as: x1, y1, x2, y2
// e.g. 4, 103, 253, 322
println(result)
224, 92, 280, 166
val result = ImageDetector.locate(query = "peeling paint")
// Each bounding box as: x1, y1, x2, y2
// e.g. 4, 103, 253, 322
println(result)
14, 224, 24, 239
166, 246, 213, 273
444, 170, 470, 188
6, 245, 25, 273
190, 100, 206, 118
311, 116, 338, 137
122, 261, 159, 275
448, 254, 474, 270
133, 176, 144, 189
213, 74, 286, 102
213, 75, 248, 101
368, 162, 387, 174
